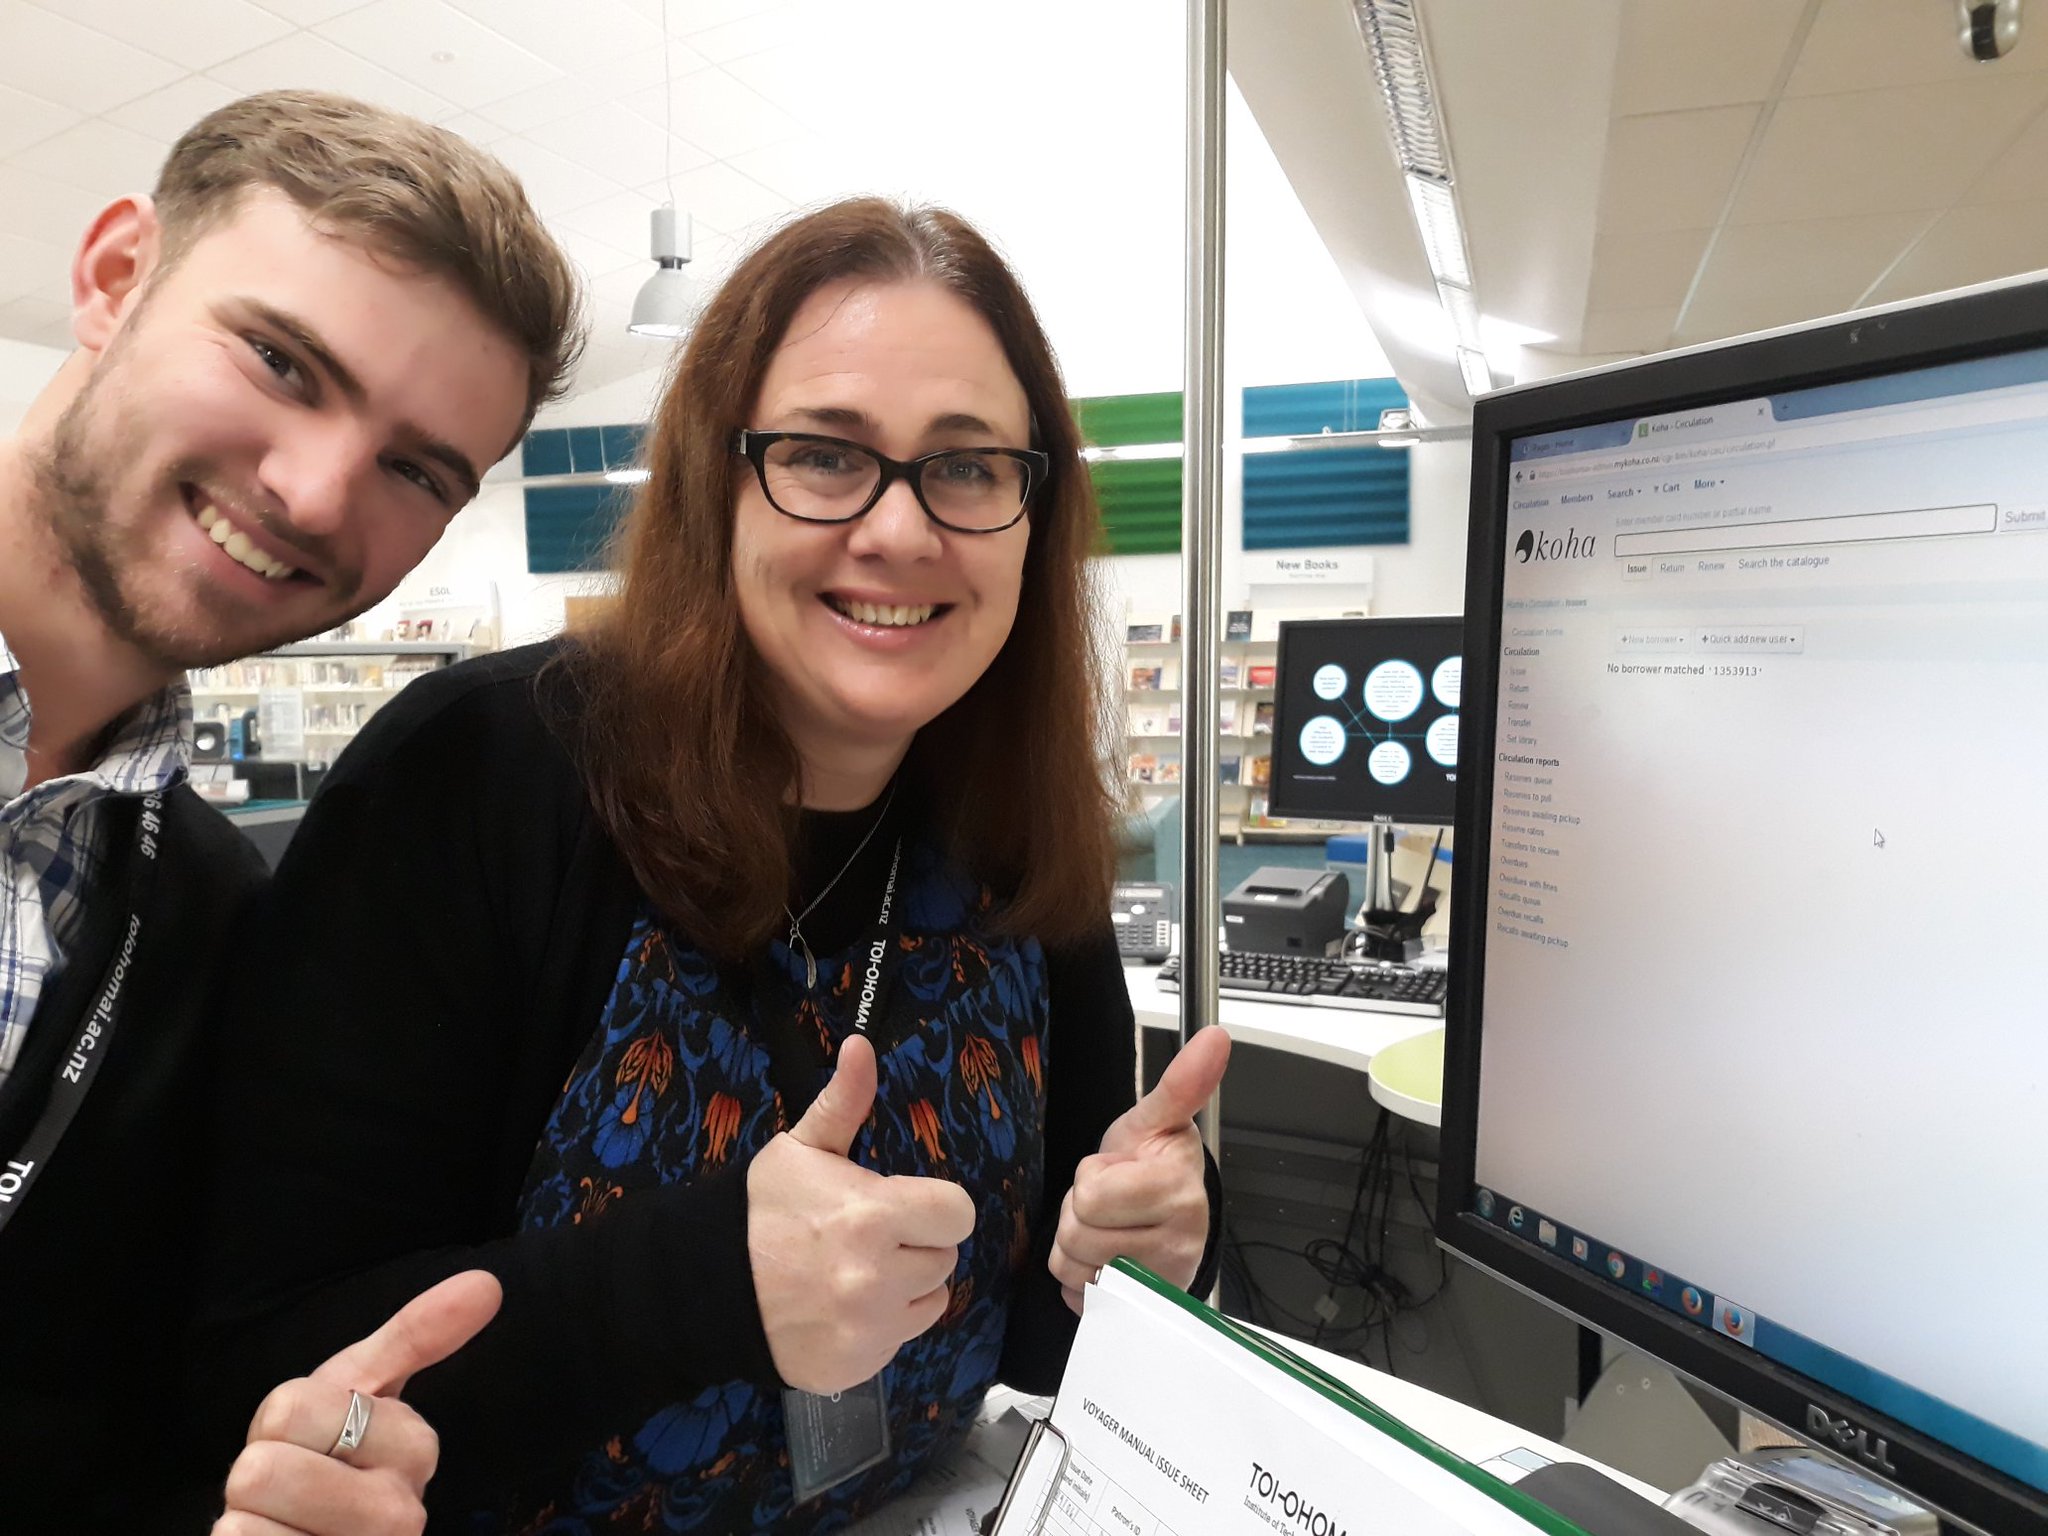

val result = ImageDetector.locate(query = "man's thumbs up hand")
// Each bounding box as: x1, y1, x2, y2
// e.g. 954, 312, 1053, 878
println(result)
1050, 1027, 1230, 1314
749, 1036, 976, 1393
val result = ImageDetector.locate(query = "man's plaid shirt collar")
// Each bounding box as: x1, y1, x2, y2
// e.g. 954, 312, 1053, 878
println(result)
0, 633, 193, 803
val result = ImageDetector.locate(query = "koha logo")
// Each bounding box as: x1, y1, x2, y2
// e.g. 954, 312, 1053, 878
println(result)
1515, 526, 1596, 563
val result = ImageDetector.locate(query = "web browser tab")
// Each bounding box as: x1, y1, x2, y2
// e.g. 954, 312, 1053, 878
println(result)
1631, 400, 1772, 445
1508, 420, 1637, 463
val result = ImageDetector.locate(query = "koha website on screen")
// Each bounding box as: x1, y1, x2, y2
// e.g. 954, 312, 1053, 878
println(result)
1477, 377, 2048, 1461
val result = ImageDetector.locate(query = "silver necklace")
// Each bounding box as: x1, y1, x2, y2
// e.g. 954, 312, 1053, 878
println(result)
783, 781, 896, 990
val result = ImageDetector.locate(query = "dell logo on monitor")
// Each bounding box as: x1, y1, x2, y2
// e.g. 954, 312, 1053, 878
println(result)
1515, 527, 1597, 562
1806, 1405, 1898, 1474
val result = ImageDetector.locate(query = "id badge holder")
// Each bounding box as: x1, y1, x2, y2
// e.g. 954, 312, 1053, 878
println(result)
784, 1374, 891, 1504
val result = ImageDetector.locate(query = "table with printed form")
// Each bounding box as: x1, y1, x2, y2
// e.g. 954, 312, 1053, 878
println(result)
990, 1261, 1600, 1536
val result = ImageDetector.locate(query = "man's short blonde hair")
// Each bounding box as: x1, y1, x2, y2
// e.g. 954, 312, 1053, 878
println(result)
154, 89, 584, 429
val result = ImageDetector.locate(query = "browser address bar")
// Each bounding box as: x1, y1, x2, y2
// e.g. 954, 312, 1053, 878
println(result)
1522, 435, 1777, 482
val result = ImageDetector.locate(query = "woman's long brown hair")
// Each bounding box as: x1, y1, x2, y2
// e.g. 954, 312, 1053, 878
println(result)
560, 199, 1120, 961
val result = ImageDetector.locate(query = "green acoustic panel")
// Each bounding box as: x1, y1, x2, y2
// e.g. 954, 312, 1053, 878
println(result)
1073, 390, 1183, 449
1091, 458, 1182, 556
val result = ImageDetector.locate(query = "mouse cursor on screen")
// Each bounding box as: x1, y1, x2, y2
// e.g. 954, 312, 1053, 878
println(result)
1873, 828, 1885, 849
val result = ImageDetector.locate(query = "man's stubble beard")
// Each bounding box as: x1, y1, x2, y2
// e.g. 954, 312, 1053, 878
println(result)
33, 348, 285, 672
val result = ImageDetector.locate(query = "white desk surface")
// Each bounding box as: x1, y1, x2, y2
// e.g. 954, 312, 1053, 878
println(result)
1124, 958, 1441, 1075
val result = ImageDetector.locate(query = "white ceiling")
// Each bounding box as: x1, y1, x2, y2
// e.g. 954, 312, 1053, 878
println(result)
0, 0, 1208, 405
12, 0, 2048, 423
1237, 0, 2048, 413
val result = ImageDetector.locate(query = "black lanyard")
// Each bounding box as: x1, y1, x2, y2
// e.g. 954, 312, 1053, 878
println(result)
0, 792, 164, 1234
757, 837, 907, 1125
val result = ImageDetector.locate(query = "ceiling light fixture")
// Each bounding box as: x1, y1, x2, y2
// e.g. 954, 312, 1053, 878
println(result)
629, 0, 694, 340
1357, 0, 1506, 394
1404, 174, 1471, 288
628, 205, 693, 338
1456, 346, 1494, 397
1435, 278, 1482, 352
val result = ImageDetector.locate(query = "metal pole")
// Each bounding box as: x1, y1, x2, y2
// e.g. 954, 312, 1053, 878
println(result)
1181, 0, 1225, 1164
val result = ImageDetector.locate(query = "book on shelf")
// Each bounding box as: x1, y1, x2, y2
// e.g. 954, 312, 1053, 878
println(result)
1249, 662, 1277, 689
1124, 610, 1181, 644
1225, 608, 1253, 641
1127, 704, 1168, 737
1219, 752, 1242, 785
1166, 702, 1181, 736
1219, 656, 1242, 689
1252, 700, 1274, 734
1218, 698, 1240, 733
1128, 751, 1159, 783
1248, 753, 1272, 788
1155, 755, 1182, 784
1128, 663, 1164, 691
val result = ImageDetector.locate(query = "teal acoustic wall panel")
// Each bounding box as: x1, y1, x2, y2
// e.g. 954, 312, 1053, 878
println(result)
521, 424, 646, 574
1242, 378, 1410, 550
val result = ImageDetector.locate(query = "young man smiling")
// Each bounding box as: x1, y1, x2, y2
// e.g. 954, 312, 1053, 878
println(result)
0, 92, 582, 1532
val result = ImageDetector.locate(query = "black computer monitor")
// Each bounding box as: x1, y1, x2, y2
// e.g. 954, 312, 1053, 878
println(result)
1441, 274, 2048, 1534
1267, 616, 1462, 826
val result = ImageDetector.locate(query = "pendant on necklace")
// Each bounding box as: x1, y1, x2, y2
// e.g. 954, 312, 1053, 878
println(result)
789, 920, 817, 989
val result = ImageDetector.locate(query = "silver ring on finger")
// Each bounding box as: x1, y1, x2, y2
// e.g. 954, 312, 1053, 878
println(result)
327, 1390, 373, 1458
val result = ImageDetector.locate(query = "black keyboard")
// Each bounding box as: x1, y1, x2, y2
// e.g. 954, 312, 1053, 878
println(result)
1154, 951, 1446, 1017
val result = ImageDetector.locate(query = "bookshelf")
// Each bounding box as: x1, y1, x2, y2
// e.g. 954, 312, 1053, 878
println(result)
1121, 609, 1279, 837
1122, 604, 1392, 839
188, 641, 468, 769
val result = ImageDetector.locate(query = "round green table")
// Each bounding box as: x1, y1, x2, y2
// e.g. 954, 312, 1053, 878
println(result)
1366, 1025, 1444, 1127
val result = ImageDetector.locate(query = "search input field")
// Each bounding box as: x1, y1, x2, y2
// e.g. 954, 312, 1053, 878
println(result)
1611, 502, 1994, 558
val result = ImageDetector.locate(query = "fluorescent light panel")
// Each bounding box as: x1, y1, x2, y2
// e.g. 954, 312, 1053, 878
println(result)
1436, 280, 1483, 351
1405, 174, 1471, 288
1457, 346, 1494, 396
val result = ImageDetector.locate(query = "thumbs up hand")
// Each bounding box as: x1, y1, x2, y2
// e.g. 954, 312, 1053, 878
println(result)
748, 1034, 977, 1393
1049, 1026, 1231, 1314
213, 1269, 502, 1534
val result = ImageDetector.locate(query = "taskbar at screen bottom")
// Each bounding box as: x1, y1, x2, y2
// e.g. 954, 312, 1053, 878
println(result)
1467, 1187, 2048, 1498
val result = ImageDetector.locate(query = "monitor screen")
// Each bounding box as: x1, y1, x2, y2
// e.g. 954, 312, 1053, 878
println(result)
1441, 275, 2048, 1536
1267, 616, 1462, 826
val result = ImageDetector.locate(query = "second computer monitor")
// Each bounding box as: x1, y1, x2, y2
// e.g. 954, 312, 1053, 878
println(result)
1267, 616, 1462, 825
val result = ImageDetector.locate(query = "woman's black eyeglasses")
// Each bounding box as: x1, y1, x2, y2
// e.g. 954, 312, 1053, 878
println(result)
733, 430, 1047, 534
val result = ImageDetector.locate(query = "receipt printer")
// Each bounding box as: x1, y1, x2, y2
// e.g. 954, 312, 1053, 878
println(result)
1222, 866, 1351, 956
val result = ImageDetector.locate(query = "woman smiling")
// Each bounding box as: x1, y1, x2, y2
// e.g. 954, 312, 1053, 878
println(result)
197, 198, 1228, 1533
